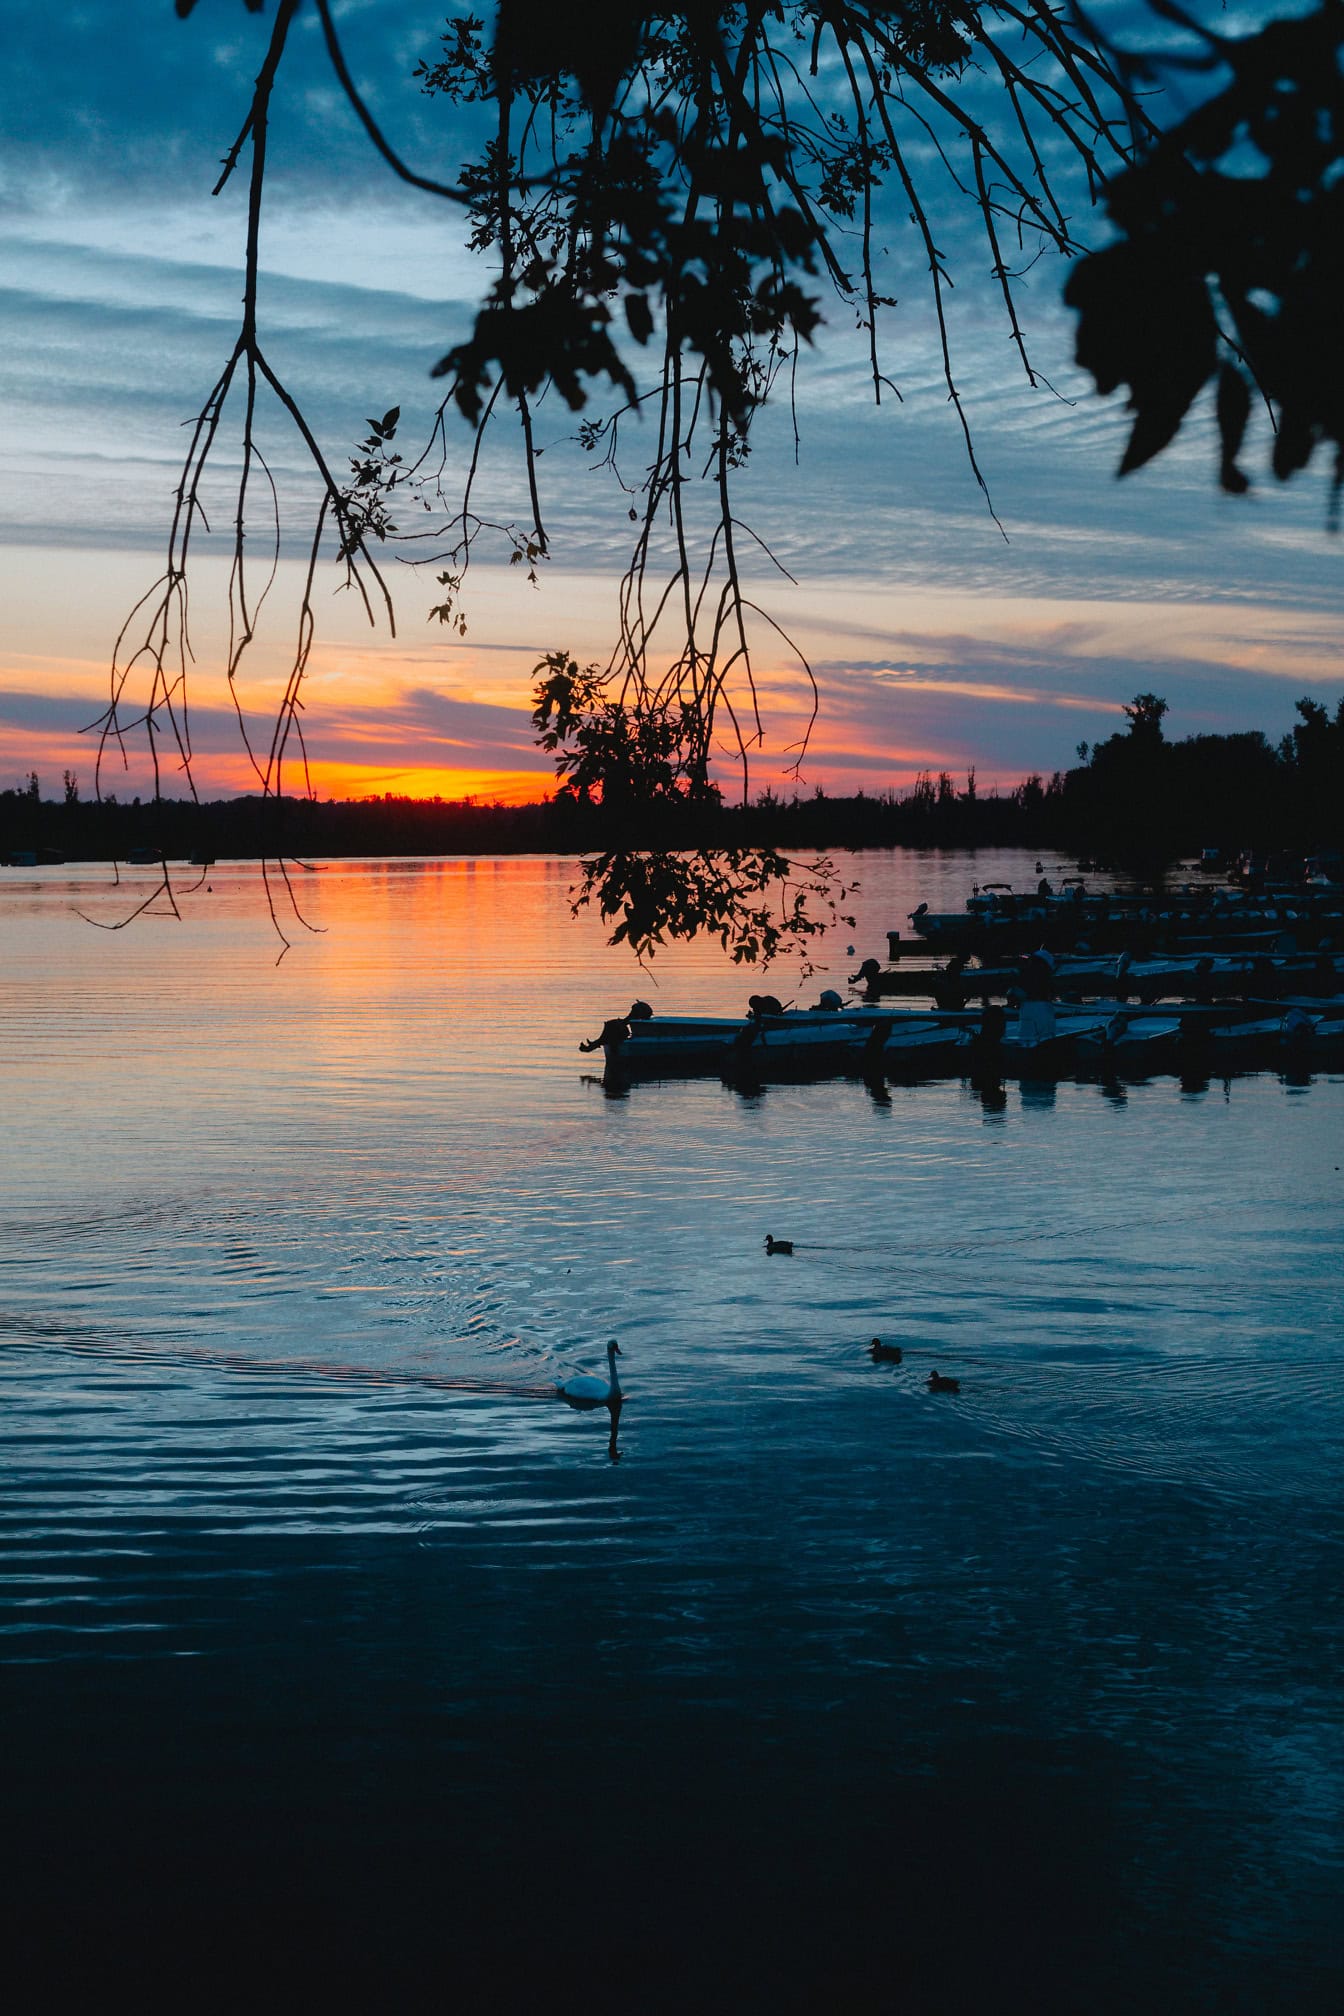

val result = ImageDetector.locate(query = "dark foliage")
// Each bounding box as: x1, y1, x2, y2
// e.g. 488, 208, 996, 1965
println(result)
106, 1, 1143, 957
1056, 690, 1344, 871
1067, 1, 1344, 514
108, 6, 1342, 960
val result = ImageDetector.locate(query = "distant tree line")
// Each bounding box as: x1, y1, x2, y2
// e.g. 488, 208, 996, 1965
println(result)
3, 696, 1341, 873
1057, 693, 1344, 871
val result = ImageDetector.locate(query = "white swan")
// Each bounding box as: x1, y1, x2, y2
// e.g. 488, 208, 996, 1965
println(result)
557, 1339, 623, 1409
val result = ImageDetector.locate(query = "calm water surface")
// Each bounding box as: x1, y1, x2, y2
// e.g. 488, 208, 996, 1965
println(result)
2, 852, 1341, 2009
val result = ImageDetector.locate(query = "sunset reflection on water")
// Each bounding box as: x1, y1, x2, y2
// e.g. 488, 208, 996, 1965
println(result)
2, 851, 1341, 2009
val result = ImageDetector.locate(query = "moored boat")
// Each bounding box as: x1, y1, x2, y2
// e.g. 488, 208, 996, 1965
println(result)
1074, 1014, 1183, 1072
901, 877, 1344, 959
857, 946, 1344, 1006
585, 977, 1323, 1088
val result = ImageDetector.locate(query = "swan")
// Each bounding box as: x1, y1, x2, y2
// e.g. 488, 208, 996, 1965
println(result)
927, 1370, 960, 1394
869, 1337, 902, 1362
557, 1340, 623, 1409
764, 1235, 794, 1255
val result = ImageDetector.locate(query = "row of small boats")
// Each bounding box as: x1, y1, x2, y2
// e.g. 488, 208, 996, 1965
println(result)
591, 998, 1344, 1085
588, 869, 1344, 1087
903, 878, 1344, 955
858, 948, 1344, 1004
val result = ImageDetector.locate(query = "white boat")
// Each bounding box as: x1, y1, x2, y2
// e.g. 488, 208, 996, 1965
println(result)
875, 1023, 977, 1071
1074, 1015, 1183, 1069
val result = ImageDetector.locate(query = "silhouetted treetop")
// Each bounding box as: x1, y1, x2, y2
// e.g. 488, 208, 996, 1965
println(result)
1123, 693, 1169, 746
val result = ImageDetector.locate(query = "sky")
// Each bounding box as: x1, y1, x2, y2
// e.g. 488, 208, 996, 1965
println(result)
3, 0, 1340, 807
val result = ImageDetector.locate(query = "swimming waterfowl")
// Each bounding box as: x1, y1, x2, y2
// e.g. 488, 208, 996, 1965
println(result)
557, 1340, 623, 1408
869, 1338, 902, 1362
927, 1370, 960, 1394
764, 1235, 794, 1255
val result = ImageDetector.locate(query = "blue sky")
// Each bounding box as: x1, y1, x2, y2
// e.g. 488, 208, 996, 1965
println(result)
3, 0, 1340, 802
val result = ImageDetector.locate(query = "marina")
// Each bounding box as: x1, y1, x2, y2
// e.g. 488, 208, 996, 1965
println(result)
592, 870, 1344, 1088
898, 875, 1344, 955
594, 998, 1344, 1084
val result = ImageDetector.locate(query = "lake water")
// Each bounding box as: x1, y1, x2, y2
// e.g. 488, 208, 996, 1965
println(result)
2, 851, 1341, 2010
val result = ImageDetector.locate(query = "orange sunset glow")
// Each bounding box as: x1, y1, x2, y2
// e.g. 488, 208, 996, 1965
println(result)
7, 532, 1344, 810
304, 762, 554, 806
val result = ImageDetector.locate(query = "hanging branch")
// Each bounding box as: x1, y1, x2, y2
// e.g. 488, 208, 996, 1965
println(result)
113, 2, 1149, 964
98, 0, 395, 950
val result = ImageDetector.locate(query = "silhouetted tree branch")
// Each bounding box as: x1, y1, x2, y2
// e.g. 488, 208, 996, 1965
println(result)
115, 2, 1158, 958
1067, 1, 1344, 517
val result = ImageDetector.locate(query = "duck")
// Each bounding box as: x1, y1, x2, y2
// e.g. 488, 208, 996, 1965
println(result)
557, 1340, 623, 1409
764, 1235, 794, 1255
869, 1337, 902, 1363
927, 1370, 960, 1394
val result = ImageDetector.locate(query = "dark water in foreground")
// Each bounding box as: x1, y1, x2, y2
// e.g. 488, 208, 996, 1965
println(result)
2, 854, 1341, 2009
